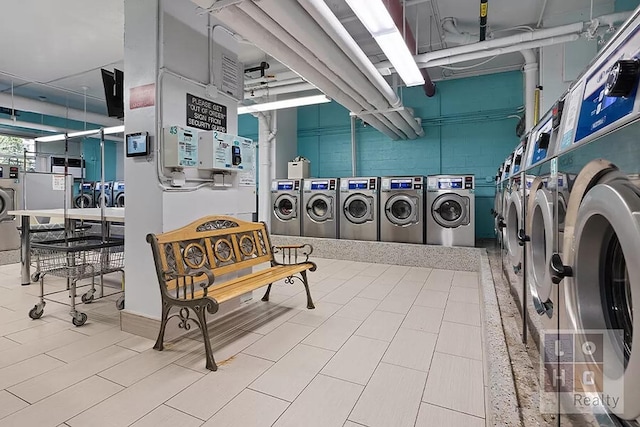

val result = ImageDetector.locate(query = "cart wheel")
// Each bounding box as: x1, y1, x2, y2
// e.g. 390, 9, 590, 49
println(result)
72, 312, 88, 327
31, 273, 40, 282
28, 305, 44, 320
116, 296, 125, 310
81, 293, 94, 304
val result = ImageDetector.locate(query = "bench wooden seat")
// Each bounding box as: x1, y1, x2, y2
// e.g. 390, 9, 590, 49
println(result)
146, 215, 316, 371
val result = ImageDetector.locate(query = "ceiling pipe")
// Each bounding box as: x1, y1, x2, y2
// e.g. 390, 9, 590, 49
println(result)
383, 0, 435, 97
442, 18, 473, 44
0, 93, 122, 128
213, 6, 404, 140
247, 0, 419, 139
298, 0, 424, 137
245, 82, 317, 99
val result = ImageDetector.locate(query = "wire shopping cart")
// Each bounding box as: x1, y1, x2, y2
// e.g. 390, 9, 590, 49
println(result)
28, 236, 124, 326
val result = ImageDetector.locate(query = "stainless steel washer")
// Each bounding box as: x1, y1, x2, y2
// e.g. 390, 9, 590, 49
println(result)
0, 164, 22, 251
380, 176, 425, 244
302, 178, 339, 239
271, 179, 302, 236
426, 175, 475, 247
339, 177, 379, 241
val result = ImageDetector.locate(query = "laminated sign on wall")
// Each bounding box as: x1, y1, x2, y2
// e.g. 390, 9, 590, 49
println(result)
198, 130, 256, 186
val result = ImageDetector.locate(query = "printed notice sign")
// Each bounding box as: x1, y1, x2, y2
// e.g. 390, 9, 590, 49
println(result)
186, 93, 227, 132
52, 175, 66, 191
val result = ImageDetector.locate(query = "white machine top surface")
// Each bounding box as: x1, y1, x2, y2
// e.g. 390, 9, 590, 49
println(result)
9, 208, 125, 223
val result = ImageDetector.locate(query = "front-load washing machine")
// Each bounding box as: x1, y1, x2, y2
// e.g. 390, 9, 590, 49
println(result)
339, 177, 379, 241
112, 181, 125, 207
504, 140, 527, 272
0, 164, 22, 251
380, 176, 425, 244
426, 175, 475, 247
271, 179, 302, 236
74, 182, 94, 208
94, 182, 112, 207
302, 178, 339, 239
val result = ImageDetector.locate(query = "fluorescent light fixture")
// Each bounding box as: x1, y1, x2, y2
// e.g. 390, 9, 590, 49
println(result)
67, 129, 99, 138
35, 125, 125, 142
104, 125, 125, 134
345, 0, 424, 87
35, 134, 67, 143
238, 95, 331, 115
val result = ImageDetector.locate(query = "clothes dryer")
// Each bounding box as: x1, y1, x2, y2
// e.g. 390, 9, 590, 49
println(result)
112, 181, 125, 207
271, 179, 302, 236
0, 165, 21, 251
302, 178, 339, 239
74, 182, 94, 208
339, 177, 379, 241
380, 176, 425, 244
504, 140, 528, 272
426, 175, 475, 247
94, 182, 112, 207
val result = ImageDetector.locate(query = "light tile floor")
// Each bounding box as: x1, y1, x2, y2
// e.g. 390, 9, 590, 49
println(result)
0, 258, 487, 427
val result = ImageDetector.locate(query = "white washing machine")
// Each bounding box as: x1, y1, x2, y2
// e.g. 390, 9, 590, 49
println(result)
112, 181, 125, 207
302, 178, 339, 239
0, 164, 22, 251
339, 177, 379, 241
426, 175, 475, 247
74, 182, 95, 208
380, 176, 425, 244
504, 141, 527, 272
271, 179, 302, 236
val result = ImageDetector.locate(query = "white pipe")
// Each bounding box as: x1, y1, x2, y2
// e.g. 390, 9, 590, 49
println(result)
244, 70, 301, 85
250, 77, 306, 89
298, 0, 424, 137
245, 82, 316, 99
248, 0, 419, 139
257, 112, 274, 226
351, 115, 357, 176
0, 118, 123, 142
418, 34, 580, 68
521, 49, 538, 132
213, 6, 403, 140
0, 93, 122, 128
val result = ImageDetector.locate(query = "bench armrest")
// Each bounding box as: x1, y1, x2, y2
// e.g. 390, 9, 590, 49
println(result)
271, 244, 315, 269
162, 268, 215, 295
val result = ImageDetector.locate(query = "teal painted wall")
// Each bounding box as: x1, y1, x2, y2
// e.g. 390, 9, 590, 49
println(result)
615, 0, 640, 11
290, 71, 523, 240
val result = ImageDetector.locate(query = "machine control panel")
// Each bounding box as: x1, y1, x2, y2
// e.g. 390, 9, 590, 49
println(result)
273, 180, 300, 191
428, 176, 474, 190
385, 176, 423, 190
305, 179, 336, 191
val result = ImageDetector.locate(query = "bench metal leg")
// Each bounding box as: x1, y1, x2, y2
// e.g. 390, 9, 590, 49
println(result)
153, 301, 171, 351
194, 305, 218, 371
261, 283, 273, 302
301, 270, 315, 309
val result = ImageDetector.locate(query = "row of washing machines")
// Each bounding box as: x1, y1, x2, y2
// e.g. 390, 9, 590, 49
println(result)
73, 181, 125, 208
493, 9, 640, 423
271, 175, 475, 247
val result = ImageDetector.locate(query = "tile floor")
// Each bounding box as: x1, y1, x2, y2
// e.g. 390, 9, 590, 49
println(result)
0, 257, 487, 427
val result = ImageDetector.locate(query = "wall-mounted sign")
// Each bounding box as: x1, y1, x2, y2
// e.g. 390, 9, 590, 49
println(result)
129, 83, 156, 110
186, 93, 227, 132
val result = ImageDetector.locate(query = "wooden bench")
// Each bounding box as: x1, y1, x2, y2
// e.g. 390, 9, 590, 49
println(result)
146, 215, 316, 371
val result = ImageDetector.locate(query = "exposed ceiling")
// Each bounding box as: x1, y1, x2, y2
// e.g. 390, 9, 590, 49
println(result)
0, 0, 619, 124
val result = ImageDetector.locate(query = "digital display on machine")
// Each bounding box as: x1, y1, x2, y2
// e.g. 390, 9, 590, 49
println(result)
126, 132, 150, 157
348, 180, 368, 190
311, 181, 329, 190
438, 178, 463, 189
390, 179, 412, 189
278, 181, 294, 190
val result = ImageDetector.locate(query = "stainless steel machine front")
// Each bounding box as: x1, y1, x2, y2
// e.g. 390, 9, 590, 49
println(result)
426, 175, 475, 247
340, 177, 379, 241
302, 178, 339, 239
380, 176, 425, 244
270, 179, 302, 236
0, 164, 21, 251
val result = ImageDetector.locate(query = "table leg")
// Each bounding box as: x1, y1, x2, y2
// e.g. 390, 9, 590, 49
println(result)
20, 215, 30, 286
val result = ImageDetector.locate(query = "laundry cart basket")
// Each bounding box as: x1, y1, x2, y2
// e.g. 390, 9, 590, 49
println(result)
28, 236, 124, 326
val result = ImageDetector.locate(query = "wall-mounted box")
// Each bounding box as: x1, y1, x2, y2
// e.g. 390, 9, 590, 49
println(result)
288, 160, 309, 179
50, 156, 85, 179
198, 130, 254, 172
163, 126, 199, 168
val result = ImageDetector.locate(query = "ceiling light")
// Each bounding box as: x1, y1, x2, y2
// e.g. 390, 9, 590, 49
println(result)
34, 134, 66, 143
104, 125, 125, 134
345, 0, 424, 87
35, 125, 125, 142
238, 95, 331, 114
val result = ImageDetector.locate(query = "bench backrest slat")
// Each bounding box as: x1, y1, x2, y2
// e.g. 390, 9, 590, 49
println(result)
147, 216, 274, 297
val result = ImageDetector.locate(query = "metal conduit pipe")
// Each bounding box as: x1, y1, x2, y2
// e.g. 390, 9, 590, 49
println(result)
245, 82, 316, 99
247, 0, 418, 139
213, 6, 404, 140
297, 0, 424, 137
253, 77, 307, 89
244, 70, 301, 85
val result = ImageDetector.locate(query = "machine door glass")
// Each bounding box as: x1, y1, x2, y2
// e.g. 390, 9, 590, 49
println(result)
432, 194, 468, 228
75, 194, 93, 208
115, 193, 125, 207
385, 194, 417, 226
344, 194, 373, 224
0, 188, 14, 222
307, 194, 333, 222
274, 194, 297, 221
567, 180, 640, 421
529, 188, 554, 310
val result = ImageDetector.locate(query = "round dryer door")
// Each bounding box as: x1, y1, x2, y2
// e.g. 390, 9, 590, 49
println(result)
505, 190, 523, 269
306, 194, 333, 222
431, 193, 468, 228
567, 179, 640, 420
343, 194, 373, 224
115, 193, 125, 207
385, 195, 418, 226
0, 188, 14, 221
528, 188, 554, 313
74, 194, 93, 208
274, 194, 297, 221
